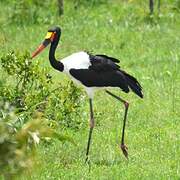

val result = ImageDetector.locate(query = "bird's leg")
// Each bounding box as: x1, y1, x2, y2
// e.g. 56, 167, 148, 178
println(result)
85, 98, 94, 163
105, 90, 129, 159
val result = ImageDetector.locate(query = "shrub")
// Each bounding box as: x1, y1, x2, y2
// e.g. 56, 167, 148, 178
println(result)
45, 81, 85, 129
0, 100, 74, 179
0, 51, 51, 109
0, 50, 85, 129
0, 101, 50, 179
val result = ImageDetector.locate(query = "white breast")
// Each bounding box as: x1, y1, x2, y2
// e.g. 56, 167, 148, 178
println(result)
61, 51, 90, 73
60, 51, 96, 98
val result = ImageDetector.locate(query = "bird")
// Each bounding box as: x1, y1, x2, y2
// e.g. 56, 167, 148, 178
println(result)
31, 26, 143, 162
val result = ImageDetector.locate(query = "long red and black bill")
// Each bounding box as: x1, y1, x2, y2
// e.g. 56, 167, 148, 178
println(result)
31, 39, 51, 59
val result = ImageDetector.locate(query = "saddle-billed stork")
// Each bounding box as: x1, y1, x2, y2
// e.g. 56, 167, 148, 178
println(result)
32, 26, 143, 162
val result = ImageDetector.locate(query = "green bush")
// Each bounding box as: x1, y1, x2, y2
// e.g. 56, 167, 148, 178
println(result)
0, 101, 50, 179
0, 51, 51, 109
0, 50, 84, 129
0, 100, 74, 179
45, 81, 84, 129
0, 50, 79, 177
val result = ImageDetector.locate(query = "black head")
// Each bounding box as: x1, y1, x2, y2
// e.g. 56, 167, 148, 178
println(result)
32, 26, 61, 58
48, 26, 61, 34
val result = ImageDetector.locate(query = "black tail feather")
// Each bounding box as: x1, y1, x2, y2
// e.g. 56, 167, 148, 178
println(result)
122, 70, 143, 98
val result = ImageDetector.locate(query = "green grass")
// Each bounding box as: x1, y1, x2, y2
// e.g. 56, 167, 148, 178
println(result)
0, 0, 180, 179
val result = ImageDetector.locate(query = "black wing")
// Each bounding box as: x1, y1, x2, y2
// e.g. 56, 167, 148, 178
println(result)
95, 54, 120, 63
70, 53, 129, 92
70, 69, 129, 93
88, 54, 120, 72
69, 53, 143, 98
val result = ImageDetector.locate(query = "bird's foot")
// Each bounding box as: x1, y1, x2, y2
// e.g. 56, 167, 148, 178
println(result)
85, 156, 91, 172
120, 144, 128, 159
85, 155, 89, 164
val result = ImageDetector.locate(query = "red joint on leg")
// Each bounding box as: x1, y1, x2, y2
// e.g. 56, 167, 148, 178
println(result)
124, 101, 129, 108
90, 119, 94, 128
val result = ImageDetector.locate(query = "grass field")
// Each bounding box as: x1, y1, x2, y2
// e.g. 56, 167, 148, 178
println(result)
0, 0, 180, 179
